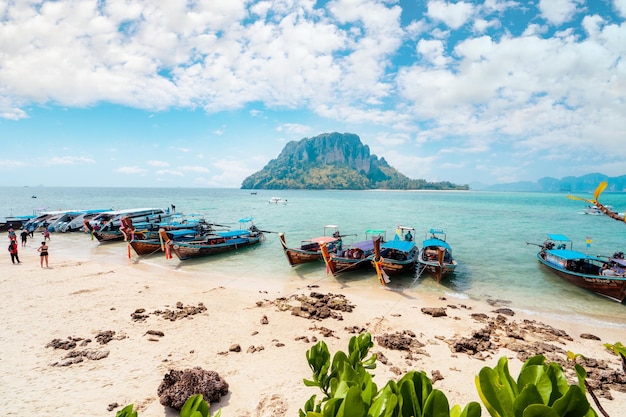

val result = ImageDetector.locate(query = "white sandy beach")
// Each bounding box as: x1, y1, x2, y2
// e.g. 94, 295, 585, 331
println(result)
1, 234, 625, 417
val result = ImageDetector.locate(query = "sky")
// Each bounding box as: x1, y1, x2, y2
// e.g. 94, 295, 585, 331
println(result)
1, 0, 625, 188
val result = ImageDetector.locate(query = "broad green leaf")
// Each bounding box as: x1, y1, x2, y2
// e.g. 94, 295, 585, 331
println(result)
180, 394, 205, 417
336, 385, 367, 417
513, 385, 544, 417
422, 389, 451, 417
551, 386, 590, 417
476, 366, 515, 417
398, 378, 421, 417
522, 404, 560, 417
517, 365, 551, 405
451, 402, 482, 417
115, 404, 138, 417
369, 386, 398, 417
545, 362, 570, 403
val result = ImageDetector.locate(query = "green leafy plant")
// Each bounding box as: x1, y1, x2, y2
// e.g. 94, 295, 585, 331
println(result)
475, 355, 597, 417
116, 394, 220, 417
115, 404, 138, 417
300, 332, 480, 417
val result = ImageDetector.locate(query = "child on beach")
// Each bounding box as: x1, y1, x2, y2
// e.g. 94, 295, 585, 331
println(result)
37, 241, 49, 268
8, 240, 20, 264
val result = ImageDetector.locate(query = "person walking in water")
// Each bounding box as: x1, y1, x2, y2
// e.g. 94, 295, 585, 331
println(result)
37, 241, 49, 268
8, 240, 20, 264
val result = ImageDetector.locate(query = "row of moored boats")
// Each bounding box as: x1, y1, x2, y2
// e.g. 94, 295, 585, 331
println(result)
4, 205, 625, 303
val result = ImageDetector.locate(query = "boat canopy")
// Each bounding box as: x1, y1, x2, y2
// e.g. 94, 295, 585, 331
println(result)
547, 249, 603, 262
429, 228, 445, 234
308, 236, 338, 244
219, 229, 251, 238
611, 258, 626, 267
352, 240, 375, 251
422, 238, 451, 250
166, 229, 198, 238
382, 239, 415, 252
547, 234, 571, 242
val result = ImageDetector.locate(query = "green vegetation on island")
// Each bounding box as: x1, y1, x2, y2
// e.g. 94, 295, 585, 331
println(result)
240, 132, 468, 190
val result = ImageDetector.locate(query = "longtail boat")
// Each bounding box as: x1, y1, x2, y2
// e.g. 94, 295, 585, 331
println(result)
279, 225, 341, 267
160, 218, 264, 261
371, 226, 419, 285
530, 234, 626, 303
418, 228, 457, 283
320, 229, 386, 276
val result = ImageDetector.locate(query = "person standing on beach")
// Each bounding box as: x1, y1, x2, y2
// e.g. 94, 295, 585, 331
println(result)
37, 241, 49, 268
20, 229, 28, 247
43, 229, 50, 242
8, 240, 20, 264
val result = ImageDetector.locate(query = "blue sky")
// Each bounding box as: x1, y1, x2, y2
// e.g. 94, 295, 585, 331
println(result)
1, 0, 625, 188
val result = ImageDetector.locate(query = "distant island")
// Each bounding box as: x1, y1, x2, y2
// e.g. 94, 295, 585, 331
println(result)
240, 132, 468, 190
471, 173, 626, 192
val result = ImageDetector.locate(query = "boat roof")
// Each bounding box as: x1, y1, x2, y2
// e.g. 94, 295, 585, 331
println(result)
166, 229, 198, 237
429, 228, 445, 234
219, 229, 251, 238
381, 239, 415, 252
308, 236, 338, 244
422, 238, 451, 250
546, 249, 604, 262
546, 233, 571, 242
351, 240, 375, 251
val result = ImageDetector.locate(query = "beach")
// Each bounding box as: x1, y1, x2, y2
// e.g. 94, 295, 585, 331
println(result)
1, 234, 625, 417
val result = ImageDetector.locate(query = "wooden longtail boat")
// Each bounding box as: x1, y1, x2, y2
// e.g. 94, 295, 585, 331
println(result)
159, 218, 264, 261
279, 225, 341, 267
320, 229, 386, 276
129, 228, 202, 256
418, 228, 458, 283
371, 226, 419, 285
531, 234, 626, 303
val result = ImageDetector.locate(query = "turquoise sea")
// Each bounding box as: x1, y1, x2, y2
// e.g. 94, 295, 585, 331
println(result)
2, 186, 626, 327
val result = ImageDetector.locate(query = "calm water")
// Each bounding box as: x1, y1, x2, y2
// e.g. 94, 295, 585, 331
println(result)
3, 186, 626, 327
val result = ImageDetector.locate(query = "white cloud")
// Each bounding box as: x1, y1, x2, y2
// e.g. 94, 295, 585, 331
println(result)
116, 166, 147, 174
147, 160, 170, 167
46, 156, 95, 165
538, 0, 580, 25
427, 1, 475, 30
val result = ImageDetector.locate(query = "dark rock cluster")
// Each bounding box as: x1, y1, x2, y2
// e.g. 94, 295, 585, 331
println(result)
131, 302, 207, 322
157, 367, 229, 410
272, 292, 355, 321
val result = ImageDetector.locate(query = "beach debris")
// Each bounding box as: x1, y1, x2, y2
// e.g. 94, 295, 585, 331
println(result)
261, 314, 269, 324
95, 330, 116, 344
375, 331, 429, 358
51, 349, 110, 367
153, 302, 207, 321
272, 292, 355, 321
106, 403, 119, 412
445, 312, 626, 399
431, 369, 444, 382
157, 367, 228, 410
145, 330, 165, 337
247, 345, 265, 353
308, 324, 337, 338
131, 303, 208, 322
492, 307, 515, 316
46, 337, 79, 350
581, 333, 601, 341
229, 344, 241, 352
420, 307, 447, 317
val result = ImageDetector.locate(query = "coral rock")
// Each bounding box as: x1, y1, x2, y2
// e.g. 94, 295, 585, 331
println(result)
157, 367, 229, 410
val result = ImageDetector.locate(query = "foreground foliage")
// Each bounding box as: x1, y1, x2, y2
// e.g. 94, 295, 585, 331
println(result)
300, 332, 602, 417
115, 394, 220, 417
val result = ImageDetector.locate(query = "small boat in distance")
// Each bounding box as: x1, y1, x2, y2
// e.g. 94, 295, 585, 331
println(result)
371, 226, 419, 285
530, 234, 626, 303
320, 229, 386, 276
279, 225, 341, 267
269, 197, 287, 204
418, 228, 457, 283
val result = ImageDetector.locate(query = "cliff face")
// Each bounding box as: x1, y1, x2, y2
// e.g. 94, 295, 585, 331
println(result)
241, 132, 467, 190
278, 133, 375, 173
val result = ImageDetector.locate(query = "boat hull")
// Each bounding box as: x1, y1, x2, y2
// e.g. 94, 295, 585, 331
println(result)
170, 237, 263, 260
129, 240, 164, 256
537, 254, 626, 302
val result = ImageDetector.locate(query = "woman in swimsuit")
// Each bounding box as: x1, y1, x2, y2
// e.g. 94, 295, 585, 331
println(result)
37, 241, 49, 268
